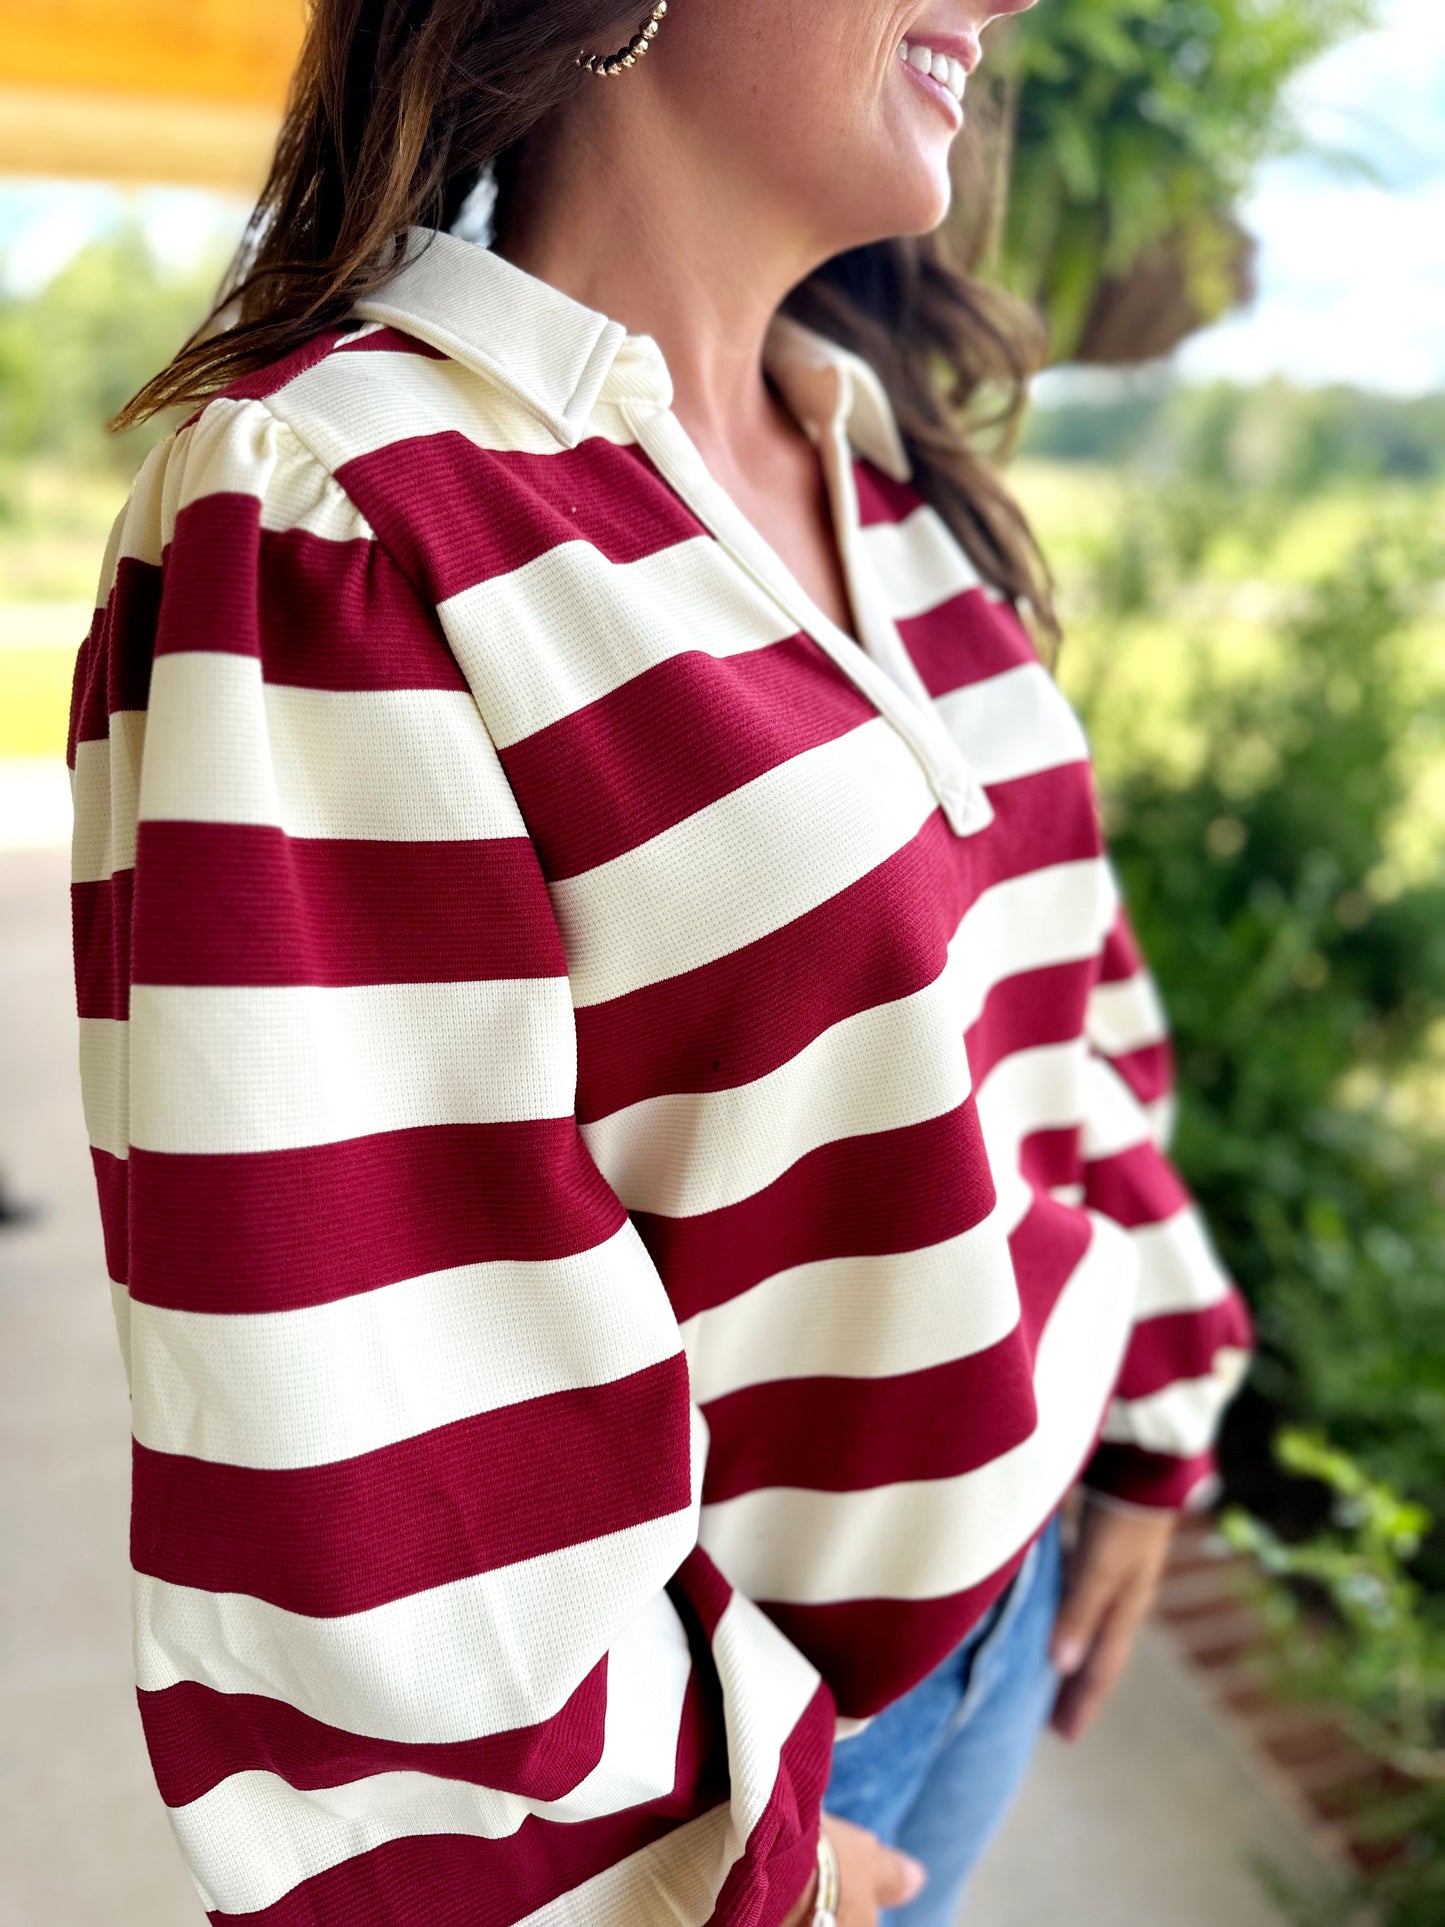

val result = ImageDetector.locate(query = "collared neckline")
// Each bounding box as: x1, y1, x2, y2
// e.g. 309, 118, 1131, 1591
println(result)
350, 223, 913, 484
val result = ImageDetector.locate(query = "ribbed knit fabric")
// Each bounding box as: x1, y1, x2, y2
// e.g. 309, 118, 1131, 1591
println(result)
66, 224, 1253, 1926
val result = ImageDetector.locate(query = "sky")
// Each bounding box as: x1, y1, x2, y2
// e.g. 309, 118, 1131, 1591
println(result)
1, 0, 1443, 394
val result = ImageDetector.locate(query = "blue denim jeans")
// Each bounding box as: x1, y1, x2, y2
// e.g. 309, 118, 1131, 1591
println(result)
822, 1506, 1066, 1926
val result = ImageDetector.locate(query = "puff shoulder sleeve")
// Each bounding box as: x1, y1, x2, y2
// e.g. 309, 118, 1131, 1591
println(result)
66, 396, 832, 1926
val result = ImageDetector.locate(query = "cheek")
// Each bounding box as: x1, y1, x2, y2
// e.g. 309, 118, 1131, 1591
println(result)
714, 0, 900, 126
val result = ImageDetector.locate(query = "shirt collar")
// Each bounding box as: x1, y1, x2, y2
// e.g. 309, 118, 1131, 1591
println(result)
350, 224, 913, 484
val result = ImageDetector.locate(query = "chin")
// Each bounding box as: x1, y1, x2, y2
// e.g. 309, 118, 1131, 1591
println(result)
865, 162, 954, 242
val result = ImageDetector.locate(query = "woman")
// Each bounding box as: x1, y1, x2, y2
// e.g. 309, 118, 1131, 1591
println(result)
71, 3, 1254, 1924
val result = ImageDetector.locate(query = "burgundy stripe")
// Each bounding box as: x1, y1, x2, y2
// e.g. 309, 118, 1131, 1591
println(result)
73, 869, 133, 1021
248, 522, 466, 689
637, 1104, 997, 1327
66, 627, 95, 768
704, 1679, 836, 1927
1007, 1190, 1097, 1353
133, 1356, 691, 1614
203, 1671, 726, 1927
336, 325, 448, 360
1097, 907, 1145, 981
1112, 1295, 1255, 1403
900, 586, 1041, 697
852, 459, 923, 529
697, 1189, 1101, 1509
128, 1123, 626, 1314
336, 432, 708, 605
70, 556, 162, 744
501, 637, 877, 881
1099, 1036, 1174, 1109
139, 1661, 610, 1808
1083, 1139, 1191, 1229
965, 956, 1095, 1088
1083, 1442, 1218, 1511
150, 495, 465, 692
762, 1541, 1036, 1720
700, 1330, 1038, 1503
208, 326, 361, 409
1018, 1124, 1083, 1195
671, 1542, 734, 1643
123, 823, 562, 990
576, 767, 1102, 1125
765, 1403, 1110, 1720
91, 1146, 128, 1288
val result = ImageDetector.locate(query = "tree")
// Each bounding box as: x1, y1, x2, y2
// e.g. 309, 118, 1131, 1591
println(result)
959, 0, 1378, 365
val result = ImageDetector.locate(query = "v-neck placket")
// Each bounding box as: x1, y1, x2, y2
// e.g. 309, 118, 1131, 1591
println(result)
351, 227, 995, 838
614, 374, 996, 842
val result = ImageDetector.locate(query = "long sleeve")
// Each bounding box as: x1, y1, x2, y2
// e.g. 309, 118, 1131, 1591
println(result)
1075, 868, 1255, 1512
66, 396, 832, 1926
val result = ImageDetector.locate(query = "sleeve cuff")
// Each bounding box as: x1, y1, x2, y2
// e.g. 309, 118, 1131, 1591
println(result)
1080, 1442, 1222, 1513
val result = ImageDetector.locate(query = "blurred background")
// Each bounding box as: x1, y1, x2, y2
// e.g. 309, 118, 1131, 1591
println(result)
1, 3, 1441, 1924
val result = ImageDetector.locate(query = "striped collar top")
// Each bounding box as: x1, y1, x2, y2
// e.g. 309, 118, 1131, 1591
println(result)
67, 222, 1253, 1926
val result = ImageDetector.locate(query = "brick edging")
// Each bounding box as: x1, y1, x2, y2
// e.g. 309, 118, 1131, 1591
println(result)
1150, 1512, 1416, 1882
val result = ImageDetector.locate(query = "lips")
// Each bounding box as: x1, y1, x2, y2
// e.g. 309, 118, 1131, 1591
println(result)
898, 40, 966, 122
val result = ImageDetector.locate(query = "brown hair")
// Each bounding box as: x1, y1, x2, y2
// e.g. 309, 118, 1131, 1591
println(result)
110, 1, 1059, 655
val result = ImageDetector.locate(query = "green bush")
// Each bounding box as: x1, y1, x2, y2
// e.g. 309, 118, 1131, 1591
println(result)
1055, 429, 1445, 1920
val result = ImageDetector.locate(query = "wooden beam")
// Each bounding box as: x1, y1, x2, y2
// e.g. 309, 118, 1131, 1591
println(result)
0, 85, 282, 192
0, 0, 305, 108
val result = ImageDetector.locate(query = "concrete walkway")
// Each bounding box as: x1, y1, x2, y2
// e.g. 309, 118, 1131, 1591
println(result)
0, 845, 1337, 1924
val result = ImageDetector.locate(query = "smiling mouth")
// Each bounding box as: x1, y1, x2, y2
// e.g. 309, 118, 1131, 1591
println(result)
897, 38, 967, 122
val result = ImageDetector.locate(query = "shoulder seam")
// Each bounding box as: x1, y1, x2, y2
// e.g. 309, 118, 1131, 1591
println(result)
206, 389, 437, 614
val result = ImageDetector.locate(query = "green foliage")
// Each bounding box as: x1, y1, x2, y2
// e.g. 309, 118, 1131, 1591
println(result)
994, 0, 1379, 358
1021, 378, 1445, 484
0, 218, 227, 475
1220, 1434, 1445, 1925
1052, 414, 1445, 1920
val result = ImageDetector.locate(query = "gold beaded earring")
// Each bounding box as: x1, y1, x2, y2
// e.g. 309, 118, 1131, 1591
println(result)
576, 0, 668, 76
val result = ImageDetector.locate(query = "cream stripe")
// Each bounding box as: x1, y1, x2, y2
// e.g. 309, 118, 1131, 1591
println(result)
78, 1017, 129, 1161
128, 977, 575, 1155
517, 1592, 820, 1927
584, 856, 1115, 1215
860, 501, 988, 620
681, 1210, 1020, 1406
110, 1278, 133, 1395
130, 1223, 683, 1470
554, 716, 936, 1007
934, 662, 1090, 786
270, 345, 606, 468
162, 397, 372, 539
511, 1588, 822, 1927
584, 940, 973, 1217
1087, 970, 1171, 1056
1102, 1350, 1252, 1457
71, 711, 145, 883
1077, 1051, 1153, 1162
134, 1505, 699, 1743
711, 1588, 825, 1860
172, 1589, 695, 1918
976, 1038, 1089, 1183
138, 652, 522, 844
515, 1806, 732, 1927
106, 399, 373, 582
696, 1210, 1138, 1605
1130, 1210, 1235, 1319
440, 533, 797, 748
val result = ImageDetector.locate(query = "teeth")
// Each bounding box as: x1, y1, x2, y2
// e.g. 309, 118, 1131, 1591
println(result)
898, 38, 966, 103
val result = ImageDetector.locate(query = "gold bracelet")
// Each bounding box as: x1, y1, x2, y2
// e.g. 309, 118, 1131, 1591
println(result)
812, 1827, 840, 1926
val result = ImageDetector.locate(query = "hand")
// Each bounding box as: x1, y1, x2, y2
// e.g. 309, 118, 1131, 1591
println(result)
779, 1812, 927, 1925
1049, 1491, 1178, 1741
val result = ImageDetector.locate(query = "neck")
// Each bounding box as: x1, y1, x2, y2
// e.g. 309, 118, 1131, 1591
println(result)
489, 90, 829, 464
